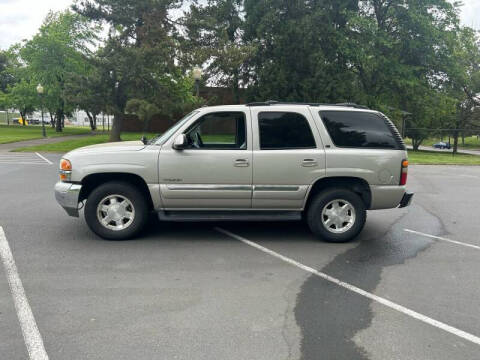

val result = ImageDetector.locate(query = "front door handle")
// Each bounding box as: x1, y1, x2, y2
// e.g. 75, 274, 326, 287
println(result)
234, 159, 249, 167
302, 159, 317, 167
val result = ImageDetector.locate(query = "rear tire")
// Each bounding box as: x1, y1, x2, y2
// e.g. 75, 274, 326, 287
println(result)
307, 188, 366, 243
84, 181, 148, 240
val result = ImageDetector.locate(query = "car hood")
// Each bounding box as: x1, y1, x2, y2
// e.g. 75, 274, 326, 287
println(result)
67, 141, 146, 155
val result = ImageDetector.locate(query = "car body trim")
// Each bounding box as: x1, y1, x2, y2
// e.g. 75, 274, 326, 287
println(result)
253, 185, 300, 192
166, 184, 252, 191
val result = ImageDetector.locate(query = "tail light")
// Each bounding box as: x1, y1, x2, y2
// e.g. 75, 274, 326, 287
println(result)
400, 159, 408, 185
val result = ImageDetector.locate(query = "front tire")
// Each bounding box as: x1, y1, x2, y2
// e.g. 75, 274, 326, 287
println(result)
84, 181, 148, 240
307, 188, 366, 243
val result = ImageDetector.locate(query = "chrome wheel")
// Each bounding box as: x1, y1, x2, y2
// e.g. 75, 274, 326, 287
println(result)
321, 199, 356, 234
96, 194, 135, 231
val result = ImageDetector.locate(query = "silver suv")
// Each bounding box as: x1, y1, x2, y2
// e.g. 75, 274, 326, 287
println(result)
54, 102, 413, 242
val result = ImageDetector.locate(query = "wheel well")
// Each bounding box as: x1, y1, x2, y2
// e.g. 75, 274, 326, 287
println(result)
79, 173, 154, 210
305, 177, 371, 211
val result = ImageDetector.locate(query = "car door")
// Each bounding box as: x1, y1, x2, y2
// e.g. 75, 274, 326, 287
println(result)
251, 106, 326, 209
158, 109, 253, 209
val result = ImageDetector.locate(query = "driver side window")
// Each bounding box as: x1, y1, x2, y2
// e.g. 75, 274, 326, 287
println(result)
184, 112, 247, 150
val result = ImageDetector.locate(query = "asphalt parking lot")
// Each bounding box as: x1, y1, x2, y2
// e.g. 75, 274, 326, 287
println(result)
1, 152, 480, 360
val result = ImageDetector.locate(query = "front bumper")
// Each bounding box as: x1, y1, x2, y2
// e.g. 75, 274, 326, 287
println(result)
54, 182, 82, 217
398, 192, 414, 208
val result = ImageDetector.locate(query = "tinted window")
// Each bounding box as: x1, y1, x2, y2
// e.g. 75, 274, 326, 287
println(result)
185, 112, 246, 150
320, 111, 399, 149
259, 112, 316, 150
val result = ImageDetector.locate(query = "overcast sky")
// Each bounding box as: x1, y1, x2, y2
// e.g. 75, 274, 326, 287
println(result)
0, 0, 479, 50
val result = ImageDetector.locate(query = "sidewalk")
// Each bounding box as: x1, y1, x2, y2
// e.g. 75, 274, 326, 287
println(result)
0, 134, 90, 153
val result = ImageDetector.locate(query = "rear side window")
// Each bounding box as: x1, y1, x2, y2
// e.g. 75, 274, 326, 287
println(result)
259, 112, 316, 150
320, 111, 400, 149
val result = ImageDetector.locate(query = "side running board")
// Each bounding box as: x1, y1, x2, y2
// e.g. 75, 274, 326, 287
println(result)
158, 210, 302, 222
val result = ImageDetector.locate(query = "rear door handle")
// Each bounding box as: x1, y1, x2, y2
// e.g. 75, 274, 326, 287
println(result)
234, 159, 249, 167
302, 159, 317, 167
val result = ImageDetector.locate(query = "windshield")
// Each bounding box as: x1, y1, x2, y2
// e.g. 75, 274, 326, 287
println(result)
150, 111, 199, 146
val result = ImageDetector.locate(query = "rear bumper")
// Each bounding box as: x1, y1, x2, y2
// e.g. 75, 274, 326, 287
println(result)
54, 182, 82, 217
370, 185, 406, 210
398, 192, 414, 208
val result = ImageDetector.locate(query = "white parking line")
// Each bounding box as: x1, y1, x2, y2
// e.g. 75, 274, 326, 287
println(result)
0, 153, 50, 165
35, 153, 53, 165
0, 227, 49, 360
404, 229, 480, 250
215, 227, 480, 347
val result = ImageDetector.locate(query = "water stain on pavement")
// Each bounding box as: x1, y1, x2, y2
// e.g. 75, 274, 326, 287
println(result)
294, 204, 443, 360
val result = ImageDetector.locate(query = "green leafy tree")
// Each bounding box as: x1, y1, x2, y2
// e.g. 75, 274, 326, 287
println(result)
4, 79, 38, 124
243, 0, 359, 102
65, 62, 106, 130
20, 10, 97, 132
182, 0, 255, 103
125, 99, 160, 133
0, 45, 39, 125
446, 27, 480, 153
0, 50, 15, 95
73, 0, 198, 141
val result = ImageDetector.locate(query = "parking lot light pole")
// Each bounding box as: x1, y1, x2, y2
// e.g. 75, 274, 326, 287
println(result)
36, 83, 46, 138
192, 66, 202, 97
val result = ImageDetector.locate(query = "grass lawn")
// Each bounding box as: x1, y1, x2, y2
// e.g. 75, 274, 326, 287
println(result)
13, 132, 152, 153
13, 133, 235, 153
408, 150, 480, 165
0, 124, 92, 144
405, 136, 480, 150
13, 130, 480, 165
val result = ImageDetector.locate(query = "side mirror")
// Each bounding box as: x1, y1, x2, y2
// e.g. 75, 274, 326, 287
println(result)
173, 134, 188, 150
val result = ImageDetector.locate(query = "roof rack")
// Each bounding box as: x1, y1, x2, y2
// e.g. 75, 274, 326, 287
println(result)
246, 100, 369, 109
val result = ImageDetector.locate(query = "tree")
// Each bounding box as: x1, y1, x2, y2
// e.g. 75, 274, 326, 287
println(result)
0, 50, 15, 95
125, 99, 160, 133
243, 0, 360, 102
65, 62, 106, 130
20, 11, 97, 132
73, 0, 199, 141
182, 0, 255, 103
0, 45, 38, 124
446, 27, 480, 153
4, 79, 38, 124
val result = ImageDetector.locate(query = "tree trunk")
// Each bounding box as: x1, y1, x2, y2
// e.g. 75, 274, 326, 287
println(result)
49, 113, 56, 128
453, 130, 459, 155
55, 108, 64, 133
93, 114, 97, 130
412, 138, 421, 151
20, 110, 26, 126
86, 111, 96, 131
109, 112, 123, 142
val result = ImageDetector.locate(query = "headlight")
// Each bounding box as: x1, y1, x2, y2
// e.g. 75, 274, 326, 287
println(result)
59, 159, 72, 182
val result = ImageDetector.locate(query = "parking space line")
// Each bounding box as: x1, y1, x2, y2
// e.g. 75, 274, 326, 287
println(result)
35, 153, 53, 165
0, 153, 50, 165
0, 162, 50, 165
0, 227, 49, 360
215, 227, 480, 347
404, 229, 480, 250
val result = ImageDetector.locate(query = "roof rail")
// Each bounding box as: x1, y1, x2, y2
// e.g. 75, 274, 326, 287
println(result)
246, 100, 369, 109
335, 102, 369, 109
